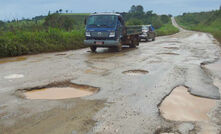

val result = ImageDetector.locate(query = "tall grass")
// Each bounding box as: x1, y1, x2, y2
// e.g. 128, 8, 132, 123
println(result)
155, 21, 179, 36
0, 28, 84, 57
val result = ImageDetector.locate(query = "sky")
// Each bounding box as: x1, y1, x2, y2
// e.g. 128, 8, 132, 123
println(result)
0, 0, 220, 20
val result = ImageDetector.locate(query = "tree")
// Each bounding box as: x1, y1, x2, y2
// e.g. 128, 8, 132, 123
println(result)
146, 10, 153, 16
161, 15, 170, 23
59, 9, 62, 13
66, 10, 68, 13
129, 5, 136, 13
129, 5, 144, 14
0, 21, 5, 28
43, 13, 75, 31
152, 17, 163, 29
126, 18, 143, 25
136, 5, 144, 14
48, 10, 51, 15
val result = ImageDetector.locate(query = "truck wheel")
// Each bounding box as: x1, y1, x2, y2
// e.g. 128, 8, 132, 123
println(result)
116, 43, 122, 52
90, 46, 97, 52
152, 37, 155, 41
136, 38, 140, 46
130, 39, 136, 48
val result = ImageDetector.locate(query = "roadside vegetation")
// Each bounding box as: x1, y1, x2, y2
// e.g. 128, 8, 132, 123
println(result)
0, 13, 86, 57
176, 9, 221, 43
0, 5, 179, 58
155, 22, 179, 36
122, 5, 179, 36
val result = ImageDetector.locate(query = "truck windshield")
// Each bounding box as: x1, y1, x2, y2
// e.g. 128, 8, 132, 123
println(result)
87, 15, 117, 28
142, 26, 148, 30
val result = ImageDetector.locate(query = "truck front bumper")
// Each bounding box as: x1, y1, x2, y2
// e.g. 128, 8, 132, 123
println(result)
84, 40, 120, 47
139, 35, 148, 39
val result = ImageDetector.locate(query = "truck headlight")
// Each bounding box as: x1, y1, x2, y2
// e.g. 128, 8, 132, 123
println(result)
109, 31, 115, 37
85, 32, 91, 37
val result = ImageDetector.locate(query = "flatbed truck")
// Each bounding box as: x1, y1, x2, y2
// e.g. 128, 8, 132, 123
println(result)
84, 13, 142, 52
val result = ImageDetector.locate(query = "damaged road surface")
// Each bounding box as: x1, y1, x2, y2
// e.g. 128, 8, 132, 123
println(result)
0, 18, 221, 134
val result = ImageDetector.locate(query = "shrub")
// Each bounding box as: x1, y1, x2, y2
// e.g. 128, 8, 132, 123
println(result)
44, 13, 76, 31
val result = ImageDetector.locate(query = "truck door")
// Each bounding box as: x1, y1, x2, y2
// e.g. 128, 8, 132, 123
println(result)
117, 17, 123, 39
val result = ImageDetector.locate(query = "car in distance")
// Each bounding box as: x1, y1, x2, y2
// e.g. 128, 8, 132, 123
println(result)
139, 25, 156, 42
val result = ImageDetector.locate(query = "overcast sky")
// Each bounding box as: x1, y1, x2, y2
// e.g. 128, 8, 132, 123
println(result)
0, 0, 220, 20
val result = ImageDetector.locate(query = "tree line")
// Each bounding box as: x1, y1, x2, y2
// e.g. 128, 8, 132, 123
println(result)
121, 5, 172, 28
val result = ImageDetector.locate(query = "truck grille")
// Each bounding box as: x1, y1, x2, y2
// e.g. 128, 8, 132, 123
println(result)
91, 31, 109, 38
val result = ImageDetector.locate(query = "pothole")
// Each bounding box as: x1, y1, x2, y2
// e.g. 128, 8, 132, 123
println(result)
157, 53, 179, 55
154, 127, 175, 134
163, 47, 179, 50
55, 53, 66, 56
18, 82, 99, 100
122, 70, 149, 75
159, 86, 216, 121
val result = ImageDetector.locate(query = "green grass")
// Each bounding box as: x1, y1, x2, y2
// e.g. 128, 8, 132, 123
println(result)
0, 28, 85, 57
155, 21, 179, 36
175, 10, 221, 43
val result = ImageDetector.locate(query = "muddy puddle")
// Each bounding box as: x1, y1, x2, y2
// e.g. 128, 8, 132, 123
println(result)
22, 82, 99, 100
159, 86, 216, 121
0, 57, 27, 64
157, 53, 179, 55
123, 70, 149, 75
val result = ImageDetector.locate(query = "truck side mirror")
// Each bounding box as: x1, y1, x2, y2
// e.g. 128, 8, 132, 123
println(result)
84, 18, 87, 25
118, 16, 124, 25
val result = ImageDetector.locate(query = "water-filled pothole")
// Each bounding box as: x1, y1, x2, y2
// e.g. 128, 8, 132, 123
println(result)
19, 82, 99, 100
159, 86, 216, 121
123, 70, 149, 75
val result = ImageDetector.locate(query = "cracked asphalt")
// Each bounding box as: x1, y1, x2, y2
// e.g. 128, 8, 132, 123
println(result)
0, 18, 220, 134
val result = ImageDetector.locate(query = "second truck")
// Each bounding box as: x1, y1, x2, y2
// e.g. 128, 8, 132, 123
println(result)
84, 13, 142, 52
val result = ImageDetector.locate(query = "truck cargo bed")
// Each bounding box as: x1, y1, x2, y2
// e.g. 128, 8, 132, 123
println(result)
126, 26, 142, 35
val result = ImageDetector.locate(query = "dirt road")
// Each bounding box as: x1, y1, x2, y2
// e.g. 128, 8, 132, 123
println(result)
0, 18, 220, 134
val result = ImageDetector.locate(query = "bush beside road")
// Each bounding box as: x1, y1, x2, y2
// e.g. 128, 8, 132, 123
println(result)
155, 21, 179, 36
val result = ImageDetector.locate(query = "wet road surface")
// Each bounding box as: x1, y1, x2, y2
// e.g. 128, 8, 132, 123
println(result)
0, 18, 221, 134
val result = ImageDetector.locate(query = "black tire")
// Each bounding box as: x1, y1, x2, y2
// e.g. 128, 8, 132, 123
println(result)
90, 46, 97, 52
136, 37, 140, 46
130, 37, 139, 48
152, 37, 155, 41
116, 40, 122, 52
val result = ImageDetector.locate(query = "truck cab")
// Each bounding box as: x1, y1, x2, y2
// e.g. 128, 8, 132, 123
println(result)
84, 13, 141, 52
